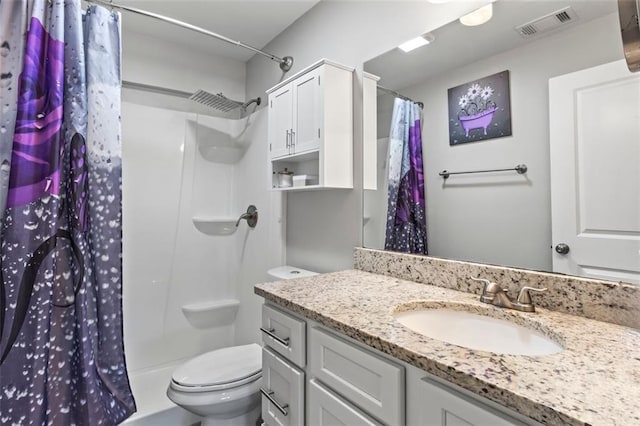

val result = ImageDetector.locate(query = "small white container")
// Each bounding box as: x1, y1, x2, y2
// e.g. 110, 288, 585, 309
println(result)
292, 174, 318, 187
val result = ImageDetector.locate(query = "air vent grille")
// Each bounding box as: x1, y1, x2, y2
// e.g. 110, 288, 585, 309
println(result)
515, 6, 578, 38
555, 11, 572, 23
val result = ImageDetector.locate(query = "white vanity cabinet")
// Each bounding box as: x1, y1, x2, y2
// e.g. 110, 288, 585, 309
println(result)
266, 59, 354, 190
262, 347, 305, 426
260, 305, 307, 426
260, 302, 540, 426
410, 377, 531, 426
308, 379, 382, 426
308, 327, 404, 425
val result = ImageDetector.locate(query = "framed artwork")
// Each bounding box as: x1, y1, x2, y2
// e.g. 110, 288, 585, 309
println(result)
447, 70, 512, 145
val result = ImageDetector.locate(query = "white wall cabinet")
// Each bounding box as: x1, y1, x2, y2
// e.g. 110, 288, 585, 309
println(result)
266, 59, 354, 191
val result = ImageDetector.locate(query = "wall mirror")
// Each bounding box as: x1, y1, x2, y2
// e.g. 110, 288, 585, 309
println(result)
363, 0, 640, 284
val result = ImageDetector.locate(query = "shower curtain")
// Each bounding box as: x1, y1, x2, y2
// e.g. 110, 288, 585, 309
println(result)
384, 98, 427, 254
0, 0, 136, 424
0, 0, 28, 220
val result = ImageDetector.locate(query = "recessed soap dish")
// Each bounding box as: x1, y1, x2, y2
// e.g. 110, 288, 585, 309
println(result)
181, 299, 240, 329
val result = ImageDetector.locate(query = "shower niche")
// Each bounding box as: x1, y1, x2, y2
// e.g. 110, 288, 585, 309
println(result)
266, 59, 354, 191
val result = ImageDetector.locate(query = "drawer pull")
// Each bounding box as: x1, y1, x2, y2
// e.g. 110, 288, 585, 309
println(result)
260, 327, 290, 347
260, 387, 289, 416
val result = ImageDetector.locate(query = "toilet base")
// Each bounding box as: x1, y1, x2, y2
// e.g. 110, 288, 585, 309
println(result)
200, 404, 261, 426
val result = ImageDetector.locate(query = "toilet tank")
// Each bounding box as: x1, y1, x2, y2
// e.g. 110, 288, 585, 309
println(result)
267, 266, 318, 281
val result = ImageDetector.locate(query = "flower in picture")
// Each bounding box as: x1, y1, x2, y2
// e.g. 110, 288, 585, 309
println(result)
458, 94, 470, 108
480, 85, 494, 100
467, 83, 481, 99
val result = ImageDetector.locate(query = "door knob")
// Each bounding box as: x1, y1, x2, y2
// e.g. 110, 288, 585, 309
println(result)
555, 243, 570, 255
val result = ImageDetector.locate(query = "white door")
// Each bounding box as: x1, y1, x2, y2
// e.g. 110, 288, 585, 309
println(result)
549, 60, 640, 284
269, 83, 293, 159
292, 67, 321, 154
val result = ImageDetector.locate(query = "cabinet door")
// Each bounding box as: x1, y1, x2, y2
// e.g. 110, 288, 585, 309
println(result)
292, 67, 321, 154
308, 379, 382, 426
269, 83, 293, 159
309, 327, 404, 426
419, 378, 528, 426
262, 347, 305, 426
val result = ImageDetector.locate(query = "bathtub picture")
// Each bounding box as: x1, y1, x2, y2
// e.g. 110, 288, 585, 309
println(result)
447, 70, 512, 145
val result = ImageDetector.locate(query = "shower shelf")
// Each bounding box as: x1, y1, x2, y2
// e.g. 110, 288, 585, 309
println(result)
192, 217, 237, 235
272, 185, 323, 192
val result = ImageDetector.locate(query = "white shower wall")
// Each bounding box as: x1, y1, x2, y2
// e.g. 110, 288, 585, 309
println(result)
122, 100, 283, 367
122, 100, 235, 373
119, 27, 281, 370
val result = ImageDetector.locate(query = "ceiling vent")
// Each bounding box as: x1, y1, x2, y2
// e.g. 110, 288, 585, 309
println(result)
515, 6, 578, 38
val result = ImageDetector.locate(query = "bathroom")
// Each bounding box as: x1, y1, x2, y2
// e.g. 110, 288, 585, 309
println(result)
0, 0, 638, 425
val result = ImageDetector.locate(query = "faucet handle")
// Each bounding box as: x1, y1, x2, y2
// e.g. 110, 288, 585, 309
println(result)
517, 287, 547, 305
470, 277, 491, 286
469, 277, 506, 292
470, 277, 506, 304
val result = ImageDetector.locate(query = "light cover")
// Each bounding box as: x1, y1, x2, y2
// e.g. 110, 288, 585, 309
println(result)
398, 34, 434, 53
460, 4, 493, 27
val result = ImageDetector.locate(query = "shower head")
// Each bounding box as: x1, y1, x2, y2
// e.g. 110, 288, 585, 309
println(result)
189, 90, 243, 112
189, 90, 262, 113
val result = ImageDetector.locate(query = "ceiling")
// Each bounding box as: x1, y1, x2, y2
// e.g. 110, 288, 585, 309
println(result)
99, 0, 320, 61
365, 0, 618, 90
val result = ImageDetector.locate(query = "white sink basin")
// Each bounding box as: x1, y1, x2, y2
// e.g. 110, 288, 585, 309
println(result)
394, 307, 563, 356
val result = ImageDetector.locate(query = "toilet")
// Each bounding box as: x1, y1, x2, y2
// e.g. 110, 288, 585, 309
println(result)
166, 266, 317, 426
167, 343, 262, 426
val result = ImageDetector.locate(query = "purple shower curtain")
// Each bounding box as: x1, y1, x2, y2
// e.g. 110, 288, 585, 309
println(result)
384, 98, 427, 254
0, 0, 136, 424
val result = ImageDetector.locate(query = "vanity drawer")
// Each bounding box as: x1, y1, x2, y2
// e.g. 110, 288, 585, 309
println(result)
308, 378, 383, 426
309, 327, 404, 426
419, 378, 529, 426
262, 347, 305, 426
261, 304, 306, 368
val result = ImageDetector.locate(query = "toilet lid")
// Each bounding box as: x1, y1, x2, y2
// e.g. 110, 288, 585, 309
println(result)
172, 343, 261, 388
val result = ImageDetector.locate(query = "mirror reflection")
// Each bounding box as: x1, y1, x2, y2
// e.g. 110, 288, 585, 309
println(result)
363, 0, 640, 284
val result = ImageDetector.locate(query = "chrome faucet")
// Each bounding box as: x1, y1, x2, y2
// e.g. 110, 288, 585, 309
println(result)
470, 277, 547, 313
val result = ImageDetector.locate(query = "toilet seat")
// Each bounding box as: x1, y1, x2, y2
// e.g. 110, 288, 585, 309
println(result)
170, 343, 262, 393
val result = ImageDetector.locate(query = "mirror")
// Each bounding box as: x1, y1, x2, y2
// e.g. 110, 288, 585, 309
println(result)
363, 0, 640, 284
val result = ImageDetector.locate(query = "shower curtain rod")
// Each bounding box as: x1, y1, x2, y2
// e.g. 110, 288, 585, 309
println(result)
377, 85, 424, 109
85, 0, 294, 72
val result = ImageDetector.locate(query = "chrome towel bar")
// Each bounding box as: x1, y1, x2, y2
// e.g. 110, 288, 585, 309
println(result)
439, 164, 528, 179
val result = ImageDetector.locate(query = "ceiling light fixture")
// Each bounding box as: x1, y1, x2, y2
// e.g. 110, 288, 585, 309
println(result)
459, 4, 493, 27
398, 33, 435, 53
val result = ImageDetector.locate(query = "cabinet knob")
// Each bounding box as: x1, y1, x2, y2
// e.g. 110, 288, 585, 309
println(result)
555, 243, 570, 255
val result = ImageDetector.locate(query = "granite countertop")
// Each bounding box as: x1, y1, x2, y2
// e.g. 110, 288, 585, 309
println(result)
255, 269, 640, 426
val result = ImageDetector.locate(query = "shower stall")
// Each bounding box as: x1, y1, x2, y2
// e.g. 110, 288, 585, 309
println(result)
120, 84, 284, 424
102, 2, 292, 422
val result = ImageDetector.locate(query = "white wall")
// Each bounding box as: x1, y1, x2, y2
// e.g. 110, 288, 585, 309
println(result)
231, 109, 286, 344
122, 29, 246, 100
368, 13, 623, 271
246, 1, 490, 272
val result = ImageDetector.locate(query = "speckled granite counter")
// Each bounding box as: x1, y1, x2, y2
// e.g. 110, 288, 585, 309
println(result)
255, 269, 640, 426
